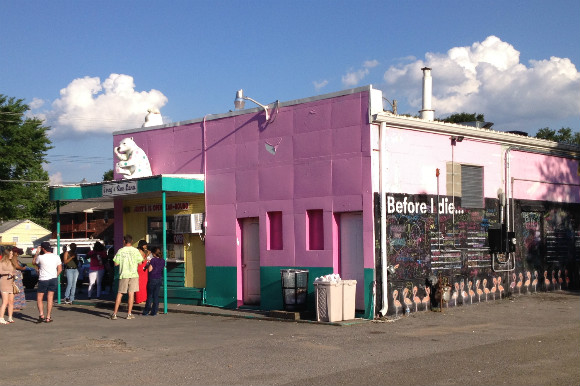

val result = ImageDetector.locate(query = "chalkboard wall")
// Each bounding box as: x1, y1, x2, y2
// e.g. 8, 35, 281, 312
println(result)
375, 193, 580, 317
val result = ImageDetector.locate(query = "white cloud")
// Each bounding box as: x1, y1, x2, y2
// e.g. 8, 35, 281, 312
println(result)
32, 74, 168, 137
313, 80, 329, 91
383, 36, 580, 130
342, 59, 379, 87
29, 98, 45, 109
49, 171, 63, 185
363, 60, 379, 69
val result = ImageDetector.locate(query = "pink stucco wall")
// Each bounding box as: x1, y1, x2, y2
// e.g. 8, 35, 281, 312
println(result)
113, 90, 375, 270
383, 126, 579, 203
384, 127, 504, 197
204, 92, 374, 269
510, 151, 580, 203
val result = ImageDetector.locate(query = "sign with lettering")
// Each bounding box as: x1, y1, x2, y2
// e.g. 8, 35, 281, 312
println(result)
133, 202, 190, 213
102, 181, 138, 196
387, 195, 464, 215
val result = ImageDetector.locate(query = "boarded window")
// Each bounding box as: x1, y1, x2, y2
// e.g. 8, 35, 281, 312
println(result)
307, 209, 324, 250
267, 211, 283, 250
461, 165, 484, 208
446, 163, 484, 208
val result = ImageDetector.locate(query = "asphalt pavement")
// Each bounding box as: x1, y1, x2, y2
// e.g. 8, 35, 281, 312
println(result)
2, 288, 579, 386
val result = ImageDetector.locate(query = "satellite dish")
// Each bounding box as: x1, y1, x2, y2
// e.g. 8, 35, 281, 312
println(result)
265, 143, 277, 155
265, 138, 282, 155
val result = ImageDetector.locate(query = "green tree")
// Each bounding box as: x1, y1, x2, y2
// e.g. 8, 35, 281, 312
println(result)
0, 95, 53, 227
535, 127, 580, 145
103, 169, 114, 181
440, 112, 485, 124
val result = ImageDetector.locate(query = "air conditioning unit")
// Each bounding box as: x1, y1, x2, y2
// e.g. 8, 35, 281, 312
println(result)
174, 213, 204, 234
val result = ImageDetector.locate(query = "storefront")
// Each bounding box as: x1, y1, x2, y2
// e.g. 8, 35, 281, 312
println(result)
49, 175, 205, 312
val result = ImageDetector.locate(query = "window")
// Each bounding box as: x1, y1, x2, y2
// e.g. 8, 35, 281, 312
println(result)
446, 162, 484, 208
307, 209, 324, 250
12, 236, 18, 243
267, 211, 283, 250
147, 216, 174, 249
461, 165, 484, 208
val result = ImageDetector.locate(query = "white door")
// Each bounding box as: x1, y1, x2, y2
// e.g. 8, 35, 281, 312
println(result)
242, 218, 260, 305
340, 212, 364, 310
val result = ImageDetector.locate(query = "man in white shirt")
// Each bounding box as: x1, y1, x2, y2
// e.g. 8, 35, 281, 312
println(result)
33, 241, 62, 323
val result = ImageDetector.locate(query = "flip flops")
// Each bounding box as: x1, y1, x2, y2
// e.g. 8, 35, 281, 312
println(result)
36, 316, 46, 324
45, 317, 53, 323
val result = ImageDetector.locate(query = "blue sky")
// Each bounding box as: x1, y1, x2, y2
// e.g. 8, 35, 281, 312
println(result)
1, 1, 579, 184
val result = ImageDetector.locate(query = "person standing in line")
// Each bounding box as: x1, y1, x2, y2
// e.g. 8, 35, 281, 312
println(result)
111, 235, 145, 320
102, 246, 115, 296
87, 242, 107, 299
62, 243, 79, 304
0, 247, 17, 324
135, 240, 150, 305
10, 247, 27, 311
142, 246, 165, 316
32, 241, 62, 323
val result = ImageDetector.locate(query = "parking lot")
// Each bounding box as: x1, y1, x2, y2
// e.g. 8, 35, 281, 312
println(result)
2, 289, 578, 385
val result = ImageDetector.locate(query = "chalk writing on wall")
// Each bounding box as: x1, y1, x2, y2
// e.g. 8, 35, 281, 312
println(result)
385, 194, 498, 280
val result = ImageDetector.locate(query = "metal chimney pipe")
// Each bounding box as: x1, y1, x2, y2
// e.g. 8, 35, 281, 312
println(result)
420, 67, 435, 121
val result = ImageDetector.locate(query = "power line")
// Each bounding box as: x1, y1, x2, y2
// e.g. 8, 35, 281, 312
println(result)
0, 179, 49, 183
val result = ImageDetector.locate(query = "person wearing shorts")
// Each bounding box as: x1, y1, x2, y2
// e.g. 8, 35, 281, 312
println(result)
33, 241, 62, 323
111, 235, 145, 320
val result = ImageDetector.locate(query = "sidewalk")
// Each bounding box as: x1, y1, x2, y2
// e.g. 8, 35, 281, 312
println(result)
59, 294, 369, 326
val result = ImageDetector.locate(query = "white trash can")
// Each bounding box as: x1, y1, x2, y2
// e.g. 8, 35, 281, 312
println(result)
342, 280, 357, 320
314, 281, 343, 322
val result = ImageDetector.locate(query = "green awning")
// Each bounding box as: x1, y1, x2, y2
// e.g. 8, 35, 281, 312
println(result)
49, 174, 205, 201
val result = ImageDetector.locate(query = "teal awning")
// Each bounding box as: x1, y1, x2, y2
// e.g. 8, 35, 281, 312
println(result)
49, 174, 205, 201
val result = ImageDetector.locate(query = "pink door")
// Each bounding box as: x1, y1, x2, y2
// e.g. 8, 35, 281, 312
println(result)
242, 218, 260, 305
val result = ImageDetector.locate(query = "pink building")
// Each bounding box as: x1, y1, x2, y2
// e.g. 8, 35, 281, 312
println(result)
50, 81, 580, 319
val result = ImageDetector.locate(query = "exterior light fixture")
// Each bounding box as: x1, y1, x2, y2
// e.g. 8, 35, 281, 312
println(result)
234, 89, 270, 121
450, 135, 464, 145
450, 135, 464, 146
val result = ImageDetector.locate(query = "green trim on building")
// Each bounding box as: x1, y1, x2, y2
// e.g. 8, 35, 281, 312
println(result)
363, 268, 375, 319
205, 266, 238, 308
260, 266, 334, 312
205, 265, 376, 319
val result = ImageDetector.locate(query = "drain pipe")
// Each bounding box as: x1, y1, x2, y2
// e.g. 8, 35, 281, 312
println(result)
378, 121, 389, 317
501, 145, 580, 272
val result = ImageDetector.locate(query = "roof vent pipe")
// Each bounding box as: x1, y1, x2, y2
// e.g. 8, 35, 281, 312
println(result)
419, 67, 435, 121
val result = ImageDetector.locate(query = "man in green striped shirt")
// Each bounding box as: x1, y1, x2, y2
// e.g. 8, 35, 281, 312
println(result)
110, 235, 145, 320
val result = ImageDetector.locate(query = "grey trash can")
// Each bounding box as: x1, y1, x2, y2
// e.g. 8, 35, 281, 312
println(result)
281, 269, 309, 311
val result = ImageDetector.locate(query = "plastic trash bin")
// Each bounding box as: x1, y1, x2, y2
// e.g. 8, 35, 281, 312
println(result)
314, 281, 343, 322
342, 280, 357, 320
281, 269, 309, 311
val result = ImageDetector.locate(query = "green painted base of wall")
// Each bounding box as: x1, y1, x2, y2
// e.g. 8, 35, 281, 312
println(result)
205, 265, 376, 319
363, 268, 375, 319
260, 266, 333, 313
205, 266, 238, 308
160, 287, 205, 305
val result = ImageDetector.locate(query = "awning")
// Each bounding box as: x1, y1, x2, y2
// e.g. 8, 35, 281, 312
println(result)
48, 174, 205, 313
49, 174, 205, 201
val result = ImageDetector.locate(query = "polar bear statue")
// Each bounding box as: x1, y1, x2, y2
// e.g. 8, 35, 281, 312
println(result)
142, 108, 163, 128
114, 137, 153, 179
